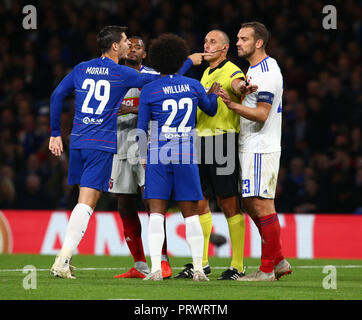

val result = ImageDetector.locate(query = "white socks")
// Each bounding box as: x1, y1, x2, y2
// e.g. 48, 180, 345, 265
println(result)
148, 213, 204, 273
148, 213, 165, 273
185, 215, 204, 272
60, 203, 93, 258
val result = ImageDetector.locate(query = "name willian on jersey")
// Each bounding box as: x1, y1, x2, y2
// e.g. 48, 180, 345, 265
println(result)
162, 84, 190, 94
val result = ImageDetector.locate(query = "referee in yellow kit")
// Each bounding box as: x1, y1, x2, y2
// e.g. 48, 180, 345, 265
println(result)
175, 29, 249, 280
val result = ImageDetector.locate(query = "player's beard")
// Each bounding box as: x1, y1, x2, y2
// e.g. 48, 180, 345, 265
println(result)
126, 58, 141, 67
119, 50, 128, 60
238, 46, 256, 60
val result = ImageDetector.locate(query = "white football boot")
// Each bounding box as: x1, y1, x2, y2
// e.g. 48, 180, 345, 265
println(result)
193, 270, 209, 282
237, 269, 275, 282
274, 259, 292, 280
143, 270, 163, 281
50, 255, 76, 279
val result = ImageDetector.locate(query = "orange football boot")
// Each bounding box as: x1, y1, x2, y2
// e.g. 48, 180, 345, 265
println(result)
161, 260, 172, 279
114, 267, 147, 279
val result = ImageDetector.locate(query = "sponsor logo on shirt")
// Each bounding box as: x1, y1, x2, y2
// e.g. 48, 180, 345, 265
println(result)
83, 117, 104, 125
163, 132, 190, 139
122, 97, 140, 107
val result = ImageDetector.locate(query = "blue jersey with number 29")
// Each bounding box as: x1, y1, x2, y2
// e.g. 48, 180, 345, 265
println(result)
50, 57, 193, 153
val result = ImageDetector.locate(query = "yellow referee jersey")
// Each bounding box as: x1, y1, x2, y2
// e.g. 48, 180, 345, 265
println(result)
196, 59, 245, 136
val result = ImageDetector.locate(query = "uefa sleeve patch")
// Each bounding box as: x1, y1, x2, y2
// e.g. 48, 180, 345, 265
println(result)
257, 91, 274, 104
230, 70, 243, 78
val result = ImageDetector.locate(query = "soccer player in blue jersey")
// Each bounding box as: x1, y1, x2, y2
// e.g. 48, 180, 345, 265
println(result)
48, 26, 196, 279
110, 36, 172, 279
136, 33, 221, 281
110, 37, 209, 280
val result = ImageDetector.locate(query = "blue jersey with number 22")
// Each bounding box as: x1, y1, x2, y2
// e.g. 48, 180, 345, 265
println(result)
137, 74, 217, 163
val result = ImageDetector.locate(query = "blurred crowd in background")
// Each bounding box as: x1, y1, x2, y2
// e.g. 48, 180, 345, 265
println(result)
0, 0, 361, 213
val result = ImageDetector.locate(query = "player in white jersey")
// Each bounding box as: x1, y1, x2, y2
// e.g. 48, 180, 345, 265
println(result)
219, 22, 292, 281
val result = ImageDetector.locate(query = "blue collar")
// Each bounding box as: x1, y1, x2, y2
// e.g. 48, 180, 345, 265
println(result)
250, 56, 270, 69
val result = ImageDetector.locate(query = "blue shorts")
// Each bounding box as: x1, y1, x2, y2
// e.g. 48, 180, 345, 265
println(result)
144, 163, 203, 201
68, 149, 113, 192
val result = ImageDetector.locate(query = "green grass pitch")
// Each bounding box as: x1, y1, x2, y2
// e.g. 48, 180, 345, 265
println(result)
0, 254, 361, 300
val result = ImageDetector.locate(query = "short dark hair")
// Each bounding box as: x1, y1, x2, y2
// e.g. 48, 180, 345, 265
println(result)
211, 29, 230, 45
96, 25, 128, 53
149, 33, 189, 75
241, 22, 269, 48
129, 36, 146, 50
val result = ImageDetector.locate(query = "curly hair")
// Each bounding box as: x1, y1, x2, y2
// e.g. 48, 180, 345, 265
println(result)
149, 33, 190, 75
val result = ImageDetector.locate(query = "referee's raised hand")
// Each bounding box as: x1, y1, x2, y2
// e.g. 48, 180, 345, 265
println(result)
188, 53, 212, 65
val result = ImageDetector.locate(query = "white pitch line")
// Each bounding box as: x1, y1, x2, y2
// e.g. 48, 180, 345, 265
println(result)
0, 265, 362, 272
0, 267, 127, 272
108, 298, 144, 300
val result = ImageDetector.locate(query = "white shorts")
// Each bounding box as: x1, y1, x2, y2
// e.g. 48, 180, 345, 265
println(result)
239, 152, 280, 199
108, 158, 145, 194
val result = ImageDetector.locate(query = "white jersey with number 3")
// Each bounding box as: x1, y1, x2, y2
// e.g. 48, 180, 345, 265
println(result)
239, 56, 283, 153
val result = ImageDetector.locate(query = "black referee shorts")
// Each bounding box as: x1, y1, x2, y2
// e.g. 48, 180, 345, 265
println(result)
197, 132, 239, 199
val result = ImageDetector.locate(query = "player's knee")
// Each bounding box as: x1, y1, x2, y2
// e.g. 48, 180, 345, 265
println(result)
250, 198, 275, 218
197, 199, 210, 215
142, 199, 150, 212
78, 187, 101, 210
117, 196, 137, 214
218, 198, 239, 217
